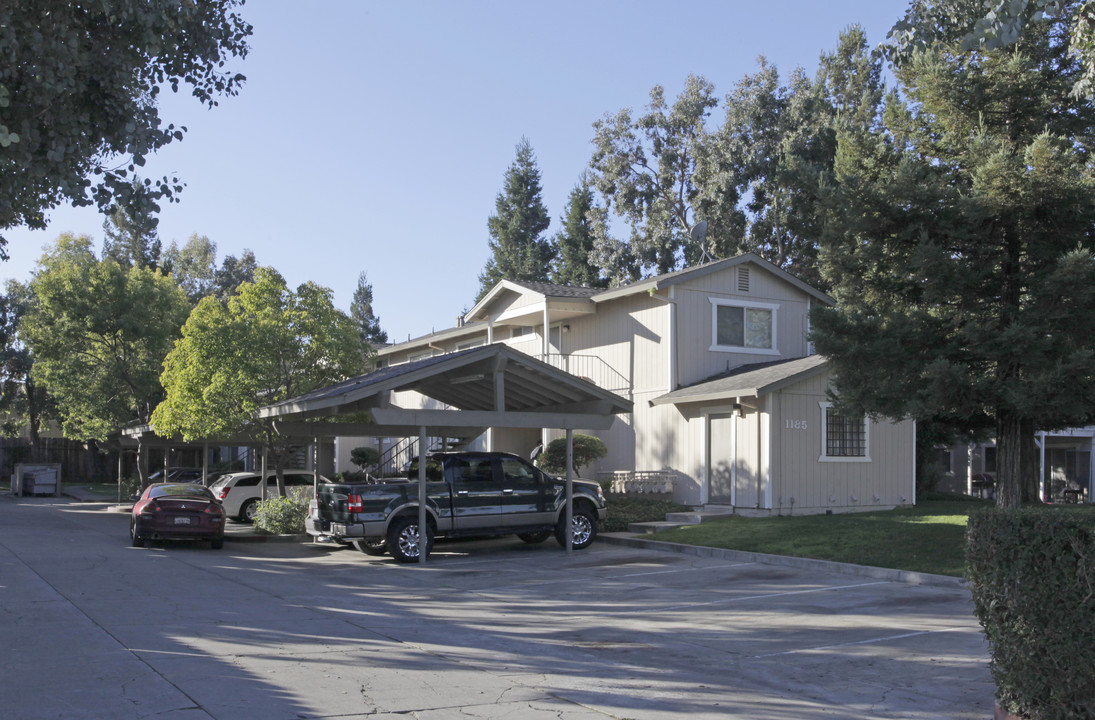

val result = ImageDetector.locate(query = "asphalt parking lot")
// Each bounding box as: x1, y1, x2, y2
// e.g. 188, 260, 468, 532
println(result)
0, 496, 993, 719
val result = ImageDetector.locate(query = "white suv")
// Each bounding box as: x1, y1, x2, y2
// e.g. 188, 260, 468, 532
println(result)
210, 470, 329, 522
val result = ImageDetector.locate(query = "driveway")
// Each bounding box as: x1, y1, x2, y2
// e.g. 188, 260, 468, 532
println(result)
0, 497, 993, 719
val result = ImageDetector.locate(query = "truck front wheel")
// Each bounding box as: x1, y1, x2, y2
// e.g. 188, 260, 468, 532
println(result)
387, 516, 434, 563
555, 507, 597, 550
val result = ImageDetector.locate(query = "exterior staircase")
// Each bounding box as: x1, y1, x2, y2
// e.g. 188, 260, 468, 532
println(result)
627, 506, 735, 534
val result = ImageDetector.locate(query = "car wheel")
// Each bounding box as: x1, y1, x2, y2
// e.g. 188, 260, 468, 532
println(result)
387, 516, 433, 563
555, 507, 598, 550
352, 538, 388, 556
130, 522, 146, 548
516, 530, 551, 544
210, 536, 224, 550
239, 499, 258, 523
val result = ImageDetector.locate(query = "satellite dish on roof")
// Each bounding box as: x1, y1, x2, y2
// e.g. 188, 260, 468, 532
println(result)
691, 221, 712, 264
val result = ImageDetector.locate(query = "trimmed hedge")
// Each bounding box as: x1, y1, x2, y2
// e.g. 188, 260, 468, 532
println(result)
966, 508, 1095, 719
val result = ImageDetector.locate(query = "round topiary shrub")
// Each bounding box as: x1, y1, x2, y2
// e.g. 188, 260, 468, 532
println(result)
540, 434, 607, 474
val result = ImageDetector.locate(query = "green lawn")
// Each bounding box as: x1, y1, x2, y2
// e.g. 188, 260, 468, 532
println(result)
652, 496, 998, 577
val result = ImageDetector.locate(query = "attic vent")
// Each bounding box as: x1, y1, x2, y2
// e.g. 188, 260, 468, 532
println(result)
737, 266, 750, 292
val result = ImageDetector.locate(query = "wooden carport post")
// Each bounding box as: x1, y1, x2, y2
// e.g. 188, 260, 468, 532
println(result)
417, 425, 428, 564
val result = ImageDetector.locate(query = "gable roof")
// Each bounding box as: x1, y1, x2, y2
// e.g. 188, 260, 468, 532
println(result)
591, 253, 834, 306
387, 253, 834, 357
650, 355, 829, 406
257, 343, 632, 433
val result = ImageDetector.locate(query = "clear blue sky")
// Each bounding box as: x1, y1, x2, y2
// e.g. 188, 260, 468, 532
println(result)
2, 0, 910, 342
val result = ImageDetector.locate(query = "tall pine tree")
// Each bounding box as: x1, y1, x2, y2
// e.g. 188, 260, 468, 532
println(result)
812, 4, 1095, 508
350, 271, 388, 346
550, 174, 607, 288
478, 138, 554, 299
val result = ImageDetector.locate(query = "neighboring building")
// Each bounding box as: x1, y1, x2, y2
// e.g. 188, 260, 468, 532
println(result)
375, 254, 917, 515
938, 429, 1093, 503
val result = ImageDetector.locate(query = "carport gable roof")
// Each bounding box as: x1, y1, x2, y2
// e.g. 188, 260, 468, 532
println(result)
651, 355, 829, 406
256, 343, 632, 430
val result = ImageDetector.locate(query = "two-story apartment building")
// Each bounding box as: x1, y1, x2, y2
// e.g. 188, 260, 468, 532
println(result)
373, 254, 916, 514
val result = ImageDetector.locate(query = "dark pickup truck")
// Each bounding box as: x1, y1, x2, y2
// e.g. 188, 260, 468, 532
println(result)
306, 451, 607, 562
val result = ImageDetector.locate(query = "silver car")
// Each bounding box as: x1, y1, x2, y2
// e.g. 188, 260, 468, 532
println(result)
209, 470, 329, 522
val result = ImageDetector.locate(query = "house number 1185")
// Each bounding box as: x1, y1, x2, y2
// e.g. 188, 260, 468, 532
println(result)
785, 419, 808, 430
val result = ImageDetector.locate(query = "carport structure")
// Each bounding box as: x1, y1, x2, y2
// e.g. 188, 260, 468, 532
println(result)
255, 343, 633, 562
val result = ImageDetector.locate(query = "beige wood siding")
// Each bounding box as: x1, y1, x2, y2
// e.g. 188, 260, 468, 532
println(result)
768, 371, 915, 513
671, 263, 814, 388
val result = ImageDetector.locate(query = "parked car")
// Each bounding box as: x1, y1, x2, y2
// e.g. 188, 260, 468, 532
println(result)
130, 483, 226, 549
210, 470, 330, 522
148, 467, 205, 484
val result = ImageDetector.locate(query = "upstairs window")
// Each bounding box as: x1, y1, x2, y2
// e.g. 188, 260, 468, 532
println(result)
819, 402, 870, 462
710, 298, 778, 354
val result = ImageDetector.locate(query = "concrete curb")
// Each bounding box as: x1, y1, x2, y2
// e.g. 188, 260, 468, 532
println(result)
599, 532, 967, 589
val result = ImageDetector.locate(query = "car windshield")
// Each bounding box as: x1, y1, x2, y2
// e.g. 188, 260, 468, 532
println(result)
148, 484, 216, 501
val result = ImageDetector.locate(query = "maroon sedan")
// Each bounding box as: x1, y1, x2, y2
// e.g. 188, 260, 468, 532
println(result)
130, 483, 226, 549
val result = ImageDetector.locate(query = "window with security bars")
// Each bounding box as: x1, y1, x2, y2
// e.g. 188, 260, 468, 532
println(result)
822, 405, 868, 458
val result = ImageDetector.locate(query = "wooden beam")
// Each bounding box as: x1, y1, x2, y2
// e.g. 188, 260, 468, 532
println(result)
369, 407, 617, 430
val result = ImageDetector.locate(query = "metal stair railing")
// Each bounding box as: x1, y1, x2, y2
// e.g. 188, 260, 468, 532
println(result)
537, 353, 631, 396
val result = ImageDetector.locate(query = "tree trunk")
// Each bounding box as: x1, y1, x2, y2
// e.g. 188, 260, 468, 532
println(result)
995, 413, 1023, 509
1019, 417, 1041, 503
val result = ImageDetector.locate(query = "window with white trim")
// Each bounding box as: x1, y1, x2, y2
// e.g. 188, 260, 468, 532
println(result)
819, 402, 870, 462
710, 298, 778, 354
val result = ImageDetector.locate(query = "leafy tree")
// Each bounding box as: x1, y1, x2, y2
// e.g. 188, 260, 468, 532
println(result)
153, 268, 370, 495
211, 249, 258, 301
0, 1, 252, 256
101, 179, 163, 270
20, 234, 190, 482
887, 0, 1095, 96
589, 75, 744, 277
550, 174, 609, 288
811, 6, 1095, 508
162, 234, 218, 304
0, 280, 55, 453
720, 59, 835, 287
350, 272, 388, 346
478, 138, 554, 298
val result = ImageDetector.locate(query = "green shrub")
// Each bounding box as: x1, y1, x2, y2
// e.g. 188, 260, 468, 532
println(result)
252, 488, 310, 535
602, 493, 691, 533
967, 508, 1095, 719
333, 470, 370, 483
541, 434, 607, 474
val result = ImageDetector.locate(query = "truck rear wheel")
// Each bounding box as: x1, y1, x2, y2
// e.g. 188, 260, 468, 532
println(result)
555, 507, 597, 550
387, 516, 434, 563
